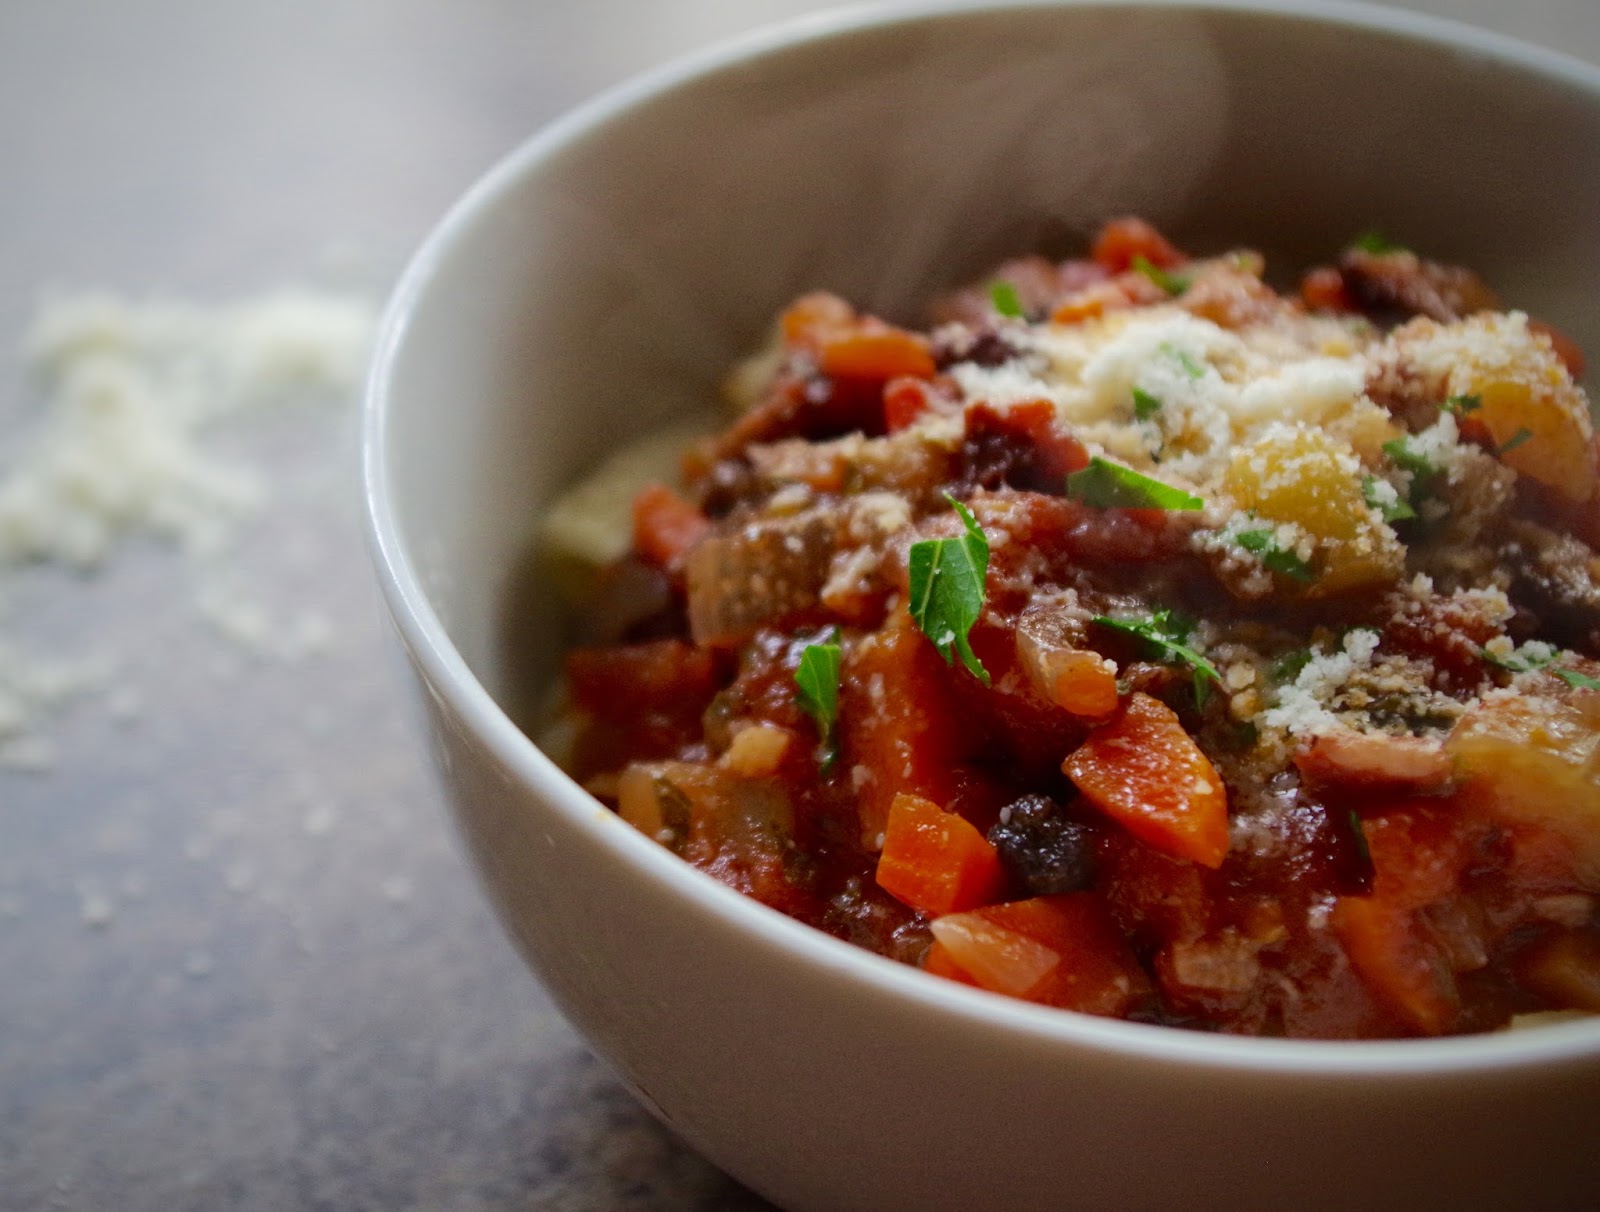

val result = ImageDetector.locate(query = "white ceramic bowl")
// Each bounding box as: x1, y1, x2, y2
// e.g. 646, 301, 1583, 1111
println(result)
364, 3, 1600, 1208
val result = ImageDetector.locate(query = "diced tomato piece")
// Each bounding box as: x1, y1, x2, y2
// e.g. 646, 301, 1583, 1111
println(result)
883, 376, 934, 432
631, 482, 710, 568
930, 893, 1148, 1016
1331, 896, 1460, 1036
876, 792, 1006, 916
565, 639, 723, 778
840, 625, 969, 849
1328, 802, 1478, 1035
1062, 692, 1230, 868
965, 397, 1090, 483
566, 639, 719, 721
1300, 265, 1355, 313
1090, 216, 1186, 273
1360, 803, 1474, 910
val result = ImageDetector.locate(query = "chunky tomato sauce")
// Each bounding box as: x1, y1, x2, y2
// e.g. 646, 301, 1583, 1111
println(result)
557, 218, 1600, 1039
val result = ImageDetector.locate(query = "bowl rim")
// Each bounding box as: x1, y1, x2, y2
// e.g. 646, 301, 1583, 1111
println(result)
364, 0, 1600, 1075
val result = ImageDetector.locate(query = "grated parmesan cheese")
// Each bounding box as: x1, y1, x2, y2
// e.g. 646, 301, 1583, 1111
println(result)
0, 285, 377, 758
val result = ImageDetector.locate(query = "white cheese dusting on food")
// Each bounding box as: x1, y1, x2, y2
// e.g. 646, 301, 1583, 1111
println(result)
1258, 629, 1381, 737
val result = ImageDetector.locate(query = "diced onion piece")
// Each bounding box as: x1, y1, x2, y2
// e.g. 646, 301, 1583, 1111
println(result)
931, 894, 1148, 1015
1015, 611, 1119, 717
684, 510, 835, 646
718, 722, 793, 779
616, 764, 681, 840
920, 939, 981, 986
929, 911, 1059, 997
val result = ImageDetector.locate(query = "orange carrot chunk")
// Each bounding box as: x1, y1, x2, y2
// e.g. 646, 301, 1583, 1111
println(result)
816, 325, 935, 381
780, 290, 936, 381
632, 482, 711, 568
1090, 216, 1186, 273
841, 626, 968, 849
876, 792, 1006, 917
929, 893, 1148, 1016
1062, 692, 1230, 868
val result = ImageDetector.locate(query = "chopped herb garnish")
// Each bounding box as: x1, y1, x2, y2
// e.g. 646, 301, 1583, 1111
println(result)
1065, 457, 1204, 511
907, 496, 991, 685
1158, 341, 1206, 380
1132, 386, 1163, 421
1348, 810, 1371, 869
1382, 436, 1437, 480
989, 280, 1025, 319
1362, 474, 1416, 523
1494, 427, 1533, 457
1132, 254, 1189, 297
793, 630, 842, 768
1353, 230, 1406, 255
1272, 648, 1313, 684
653, 777, 693, 843
1482, 644, 1556, 674
1443, 393, 1481, 416
1091, 608, 1221, 708
1483, 644, 1600, 690
1235, 528, 1315, 583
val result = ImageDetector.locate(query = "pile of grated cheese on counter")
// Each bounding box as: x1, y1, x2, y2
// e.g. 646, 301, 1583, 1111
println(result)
0, 287, 377, 764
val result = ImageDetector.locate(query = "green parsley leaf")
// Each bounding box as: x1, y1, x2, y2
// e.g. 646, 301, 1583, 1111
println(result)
1065, 457, 1204, 511
1159, 341, 1206, 380
1443, 393, 1481, 416
1132, 386, 1163, 421
1348, 810, 1372, 869
989, 280, 1025, 319
907, 496, 991, 685
1494, 427, 1534, 457
1271, 648, 1313, 684
793, 630, 842, 767
1482, 644, 1556, 674
1382, 436, 1437, 480
1132, 254, 1189, 297
1235, 528, 1316, 583
1483, 645, 1600, 690
1091, 608, 1222, 708
1362, 474, 1416, 523
1353, 230, 1406, 255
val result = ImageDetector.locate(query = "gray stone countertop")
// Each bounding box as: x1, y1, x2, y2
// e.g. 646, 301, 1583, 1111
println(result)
0, 2, 1594, 1209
